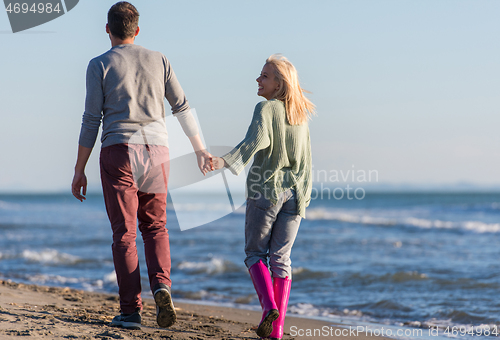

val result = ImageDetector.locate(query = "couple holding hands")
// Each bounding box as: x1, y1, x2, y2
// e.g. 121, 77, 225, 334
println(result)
71, 2, 314, 339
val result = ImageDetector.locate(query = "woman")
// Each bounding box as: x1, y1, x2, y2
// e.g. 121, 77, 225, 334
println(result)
211, 54, 315, 339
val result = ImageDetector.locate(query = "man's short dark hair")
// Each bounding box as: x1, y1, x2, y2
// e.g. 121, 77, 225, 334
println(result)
107, 2, 139, 40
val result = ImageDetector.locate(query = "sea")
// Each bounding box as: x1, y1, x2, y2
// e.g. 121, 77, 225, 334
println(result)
1, 190, 500, 340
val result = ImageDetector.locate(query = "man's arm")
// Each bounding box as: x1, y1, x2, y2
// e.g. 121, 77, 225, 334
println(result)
72, 145, 92, 202
163, 57, 213, 174
79, 59, 104, 149
72, 59, 103, 201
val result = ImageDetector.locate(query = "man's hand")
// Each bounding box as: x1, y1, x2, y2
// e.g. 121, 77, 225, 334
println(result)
72, 171, 87, 202
72, 145, 92, 201
195, 149, 214, 175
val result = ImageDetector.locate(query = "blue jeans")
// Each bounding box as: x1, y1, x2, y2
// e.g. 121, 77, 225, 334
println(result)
244, 188, 302, 279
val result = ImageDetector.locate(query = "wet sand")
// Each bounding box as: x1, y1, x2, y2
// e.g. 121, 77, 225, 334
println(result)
0, 279, 391, 340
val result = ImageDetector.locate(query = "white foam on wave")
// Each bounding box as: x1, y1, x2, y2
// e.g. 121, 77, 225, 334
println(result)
103, 271, 117, 283
307, 208, 500, 233
289, 303, 325, 316
0, 200, 22, 211
289, 303, 364, 319
21, 249, 80, 265
27, 274, 82, 285
21, 272, 117, 292
292, 267, 306, 275
178, 257, 235, 274
462, 221, 500, 233
83, 271, 117, 291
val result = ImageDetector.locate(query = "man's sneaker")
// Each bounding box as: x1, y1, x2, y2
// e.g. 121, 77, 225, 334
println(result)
153, 283, 176, 328
110, 310, 141, 330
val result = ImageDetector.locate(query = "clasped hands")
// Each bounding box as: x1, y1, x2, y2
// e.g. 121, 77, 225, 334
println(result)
196, 149, 226, 175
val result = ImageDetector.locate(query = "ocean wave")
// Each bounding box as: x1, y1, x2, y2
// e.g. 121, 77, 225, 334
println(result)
0, 200, 23, 211
17, 272, 117, 292
306, 208, 500, 233
174, 289, 253, 304
382, 271, 429, 283
458, 202, 500, 213
177, 257, 241, 275
21, 249, 81, 265
176, 289, 212, 300
343, 271, 429, 286
26, 274, 83, 285
343, 271, 498, 292
292, 267, 332, 281
434, 277, 500, 290
0, 251, 15, 260
0, 268, 118, 293
289, 303, 364, 318
358, 299, 414, 313
1, 249, 82, 265
83, 271, 117, 292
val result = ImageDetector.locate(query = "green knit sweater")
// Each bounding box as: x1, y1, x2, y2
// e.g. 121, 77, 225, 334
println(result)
222, 99, 312, 218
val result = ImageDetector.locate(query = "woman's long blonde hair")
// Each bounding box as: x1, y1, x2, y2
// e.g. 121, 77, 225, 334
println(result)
266, 54, 316, 125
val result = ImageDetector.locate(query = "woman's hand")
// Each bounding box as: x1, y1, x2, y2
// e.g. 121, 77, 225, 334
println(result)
211, 157, 227, 170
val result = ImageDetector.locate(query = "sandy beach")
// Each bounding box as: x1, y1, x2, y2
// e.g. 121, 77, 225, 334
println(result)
0, 279, 393, 340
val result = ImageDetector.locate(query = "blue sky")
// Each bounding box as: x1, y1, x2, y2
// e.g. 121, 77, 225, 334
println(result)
0, 0, 499, 192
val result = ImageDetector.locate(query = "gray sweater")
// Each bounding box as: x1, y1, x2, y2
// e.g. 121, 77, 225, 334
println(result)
78, 44, 198, 149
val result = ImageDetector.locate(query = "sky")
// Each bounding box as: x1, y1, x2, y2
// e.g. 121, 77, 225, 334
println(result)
0, 0, 499, 193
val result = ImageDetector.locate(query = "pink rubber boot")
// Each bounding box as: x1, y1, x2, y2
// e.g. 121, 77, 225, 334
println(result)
269, 276, 292, 340
248, 260, 280, 338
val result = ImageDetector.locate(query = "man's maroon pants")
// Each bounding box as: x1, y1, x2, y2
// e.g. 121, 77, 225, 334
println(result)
100, 143, 171, 314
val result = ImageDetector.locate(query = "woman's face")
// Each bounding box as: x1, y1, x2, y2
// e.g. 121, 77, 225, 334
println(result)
256, 63, 280, 100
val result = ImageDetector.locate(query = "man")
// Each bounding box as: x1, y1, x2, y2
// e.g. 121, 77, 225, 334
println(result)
71, 1, 212, 330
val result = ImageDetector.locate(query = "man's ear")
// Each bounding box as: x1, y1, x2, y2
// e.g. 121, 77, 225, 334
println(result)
134, 26, 140, 37
106, 23, 110, 34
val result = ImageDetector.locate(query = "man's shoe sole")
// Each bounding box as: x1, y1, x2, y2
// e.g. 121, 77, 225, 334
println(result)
155, 289, 177, 328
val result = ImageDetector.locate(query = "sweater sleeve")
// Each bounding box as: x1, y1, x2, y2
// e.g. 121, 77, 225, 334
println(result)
164, 57, 199, 137
78, 59, 104, 148
222, 102, 271, 175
